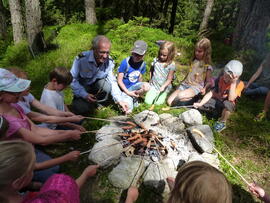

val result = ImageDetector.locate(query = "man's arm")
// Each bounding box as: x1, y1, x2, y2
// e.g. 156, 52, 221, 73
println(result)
70, 58, 89, 99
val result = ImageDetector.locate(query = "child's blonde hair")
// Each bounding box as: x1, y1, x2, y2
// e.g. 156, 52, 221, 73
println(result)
168, 161, 232, 203
7, 67, 28, 79
159, 41, 176, 65
0, 140, 35, 190
194, 38, 212, 64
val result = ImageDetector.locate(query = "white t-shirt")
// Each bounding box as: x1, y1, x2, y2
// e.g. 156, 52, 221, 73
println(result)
40, 87, 65, 129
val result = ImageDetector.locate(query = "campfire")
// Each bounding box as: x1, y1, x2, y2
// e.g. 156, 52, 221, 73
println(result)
88, 110, 219, 198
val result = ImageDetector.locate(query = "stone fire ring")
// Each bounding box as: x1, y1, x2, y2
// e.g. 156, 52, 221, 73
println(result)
88, 109, 220, 197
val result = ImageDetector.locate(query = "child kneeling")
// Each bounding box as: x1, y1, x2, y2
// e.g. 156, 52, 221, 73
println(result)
193, 60, 244, 132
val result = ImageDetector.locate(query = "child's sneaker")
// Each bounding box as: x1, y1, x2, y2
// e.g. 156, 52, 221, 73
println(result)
214, 121, 226, 132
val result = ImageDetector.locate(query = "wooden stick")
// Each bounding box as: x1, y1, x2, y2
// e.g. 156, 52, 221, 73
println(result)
80, 149, 91, 155
81, 130, 98, 134
83, 116, 133, 125
192, 129, 250, 185
162, 105, 194, 111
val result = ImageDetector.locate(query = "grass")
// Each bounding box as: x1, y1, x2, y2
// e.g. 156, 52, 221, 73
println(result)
1, 22, 269, 202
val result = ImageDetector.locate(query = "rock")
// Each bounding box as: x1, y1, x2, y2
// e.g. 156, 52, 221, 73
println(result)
180, 109, 202, 126
96, 125, 124, 141
159, 113, 185, 133
187, 125, 214, 153
88, 138, 123, 167
133, 110, 160, 129
187, 152, 220, 169
108, 156, 146, 189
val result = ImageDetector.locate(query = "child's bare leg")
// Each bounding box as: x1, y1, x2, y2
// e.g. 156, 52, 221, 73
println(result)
220, 109, 231, 123
177, 88, 196, 101
167, 89, 180, 106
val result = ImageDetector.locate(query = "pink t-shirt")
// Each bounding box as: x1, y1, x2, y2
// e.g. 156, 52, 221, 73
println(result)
3, 103, 31, 138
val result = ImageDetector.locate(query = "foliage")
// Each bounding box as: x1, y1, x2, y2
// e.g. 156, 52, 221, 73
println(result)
0, 41, 32, 67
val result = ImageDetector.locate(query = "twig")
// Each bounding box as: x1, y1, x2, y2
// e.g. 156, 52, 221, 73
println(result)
80, 149, 92, 155
192, 129, 250, 185
84, 116, 131, 125
162, 105, 194, 111
81, 130, 98, 134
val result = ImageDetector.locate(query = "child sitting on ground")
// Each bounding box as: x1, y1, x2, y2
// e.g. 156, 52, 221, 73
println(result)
144, 41, 176, 105
193, 60, 244, 132
0, 140, 99, 203
0, 114, 81, 185
0, 68, 81, 182
40, 67, 84, 130
245, 53, 270, 97
117, 40, 150, 113
125, 161, 232, 203
8, 67, 85, 130
167, 38, 213, 106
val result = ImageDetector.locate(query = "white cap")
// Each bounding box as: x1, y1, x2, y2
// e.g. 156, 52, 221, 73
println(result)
224, 60, 243, 77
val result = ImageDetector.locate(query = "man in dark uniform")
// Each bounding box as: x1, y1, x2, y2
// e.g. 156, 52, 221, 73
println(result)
70, 35, 128, 115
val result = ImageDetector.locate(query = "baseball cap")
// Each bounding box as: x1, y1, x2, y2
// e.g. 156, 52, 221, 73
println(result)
132, 40, 148, 55
0, 68, 31, 92
224, 60, 243, 77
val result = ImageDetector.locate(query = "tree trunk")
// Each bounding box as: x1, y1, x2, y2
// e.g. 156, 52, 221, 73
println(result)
233, 0, 270, 53
0, 0, 7, 39
199, 0, 215, 32
8, 0, 24, 43
25, 0, 44, 55
85, 0, 97, 24
168, 0, 177, 34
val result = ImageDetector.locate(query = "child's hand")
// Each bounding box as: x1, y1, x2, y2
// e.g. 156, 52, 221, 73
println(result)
249, 183, 265, 199
193, 102, 202, 108
128, 91, 139, 98
71, 123, 86, 132
159, 86, 165, 92
166, 177, 175, 191
69, 130, 81, 140
82, 165, 99, 178
64, 150, 80, 161
62, 111, 75, 117
126, 186, 139, 203
70, 115, 84, 122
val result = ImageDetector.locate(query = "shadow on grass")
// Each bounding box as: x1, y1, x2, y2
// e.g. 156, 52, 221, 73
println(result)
232, 184, 258, 203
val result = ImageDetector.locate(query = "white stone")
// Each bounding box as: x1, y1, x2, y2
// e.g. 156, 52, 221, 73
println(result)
133, 110, 160, 129
180, 109, 203, 126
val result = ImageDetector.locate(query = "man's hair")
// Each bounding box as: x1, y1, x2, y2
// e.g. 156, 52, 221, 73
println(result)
168, 161, 232, 203
49, 67, 73, 85
91, 35, 111, 50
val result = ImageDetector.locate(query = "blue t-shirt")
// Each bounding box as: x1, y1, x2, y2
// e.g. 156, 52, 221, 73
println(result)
118, 57, 146, 89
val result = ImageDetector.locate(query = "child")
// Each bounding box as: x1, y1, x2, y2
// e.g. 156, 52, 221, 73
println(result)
40, 67, 84, 130
167, 38, 213, 106
0, 140, 99, 203
145, 41, 176, 105
245, 53, 270, 96
193, 60, 244, 132
8, 67, 85, 130
249, 183, 270, 203
117, 40, 150, 112
125, 161, 232, 203
0, 68, 81, 182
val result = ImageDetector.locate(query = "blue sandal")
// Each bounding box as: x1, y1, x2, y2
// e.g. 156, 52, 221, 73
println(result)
214, 121, 226, 132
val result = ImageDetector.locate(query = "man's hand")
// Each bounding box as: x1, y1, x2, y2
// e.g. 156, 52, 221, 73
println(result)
118, 101, 129, 114
87, 93, 97, 102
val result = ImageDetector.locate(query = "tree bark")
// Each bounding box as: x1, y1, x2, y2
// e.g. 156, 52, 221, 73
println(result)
85, 0, 97, 24
169, 0, 177, 34
25, 0, 44, 55
8, 0, 24, 43
199, 0, 215, 32
233, 0, 270, 53
0, 0, 7, 39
